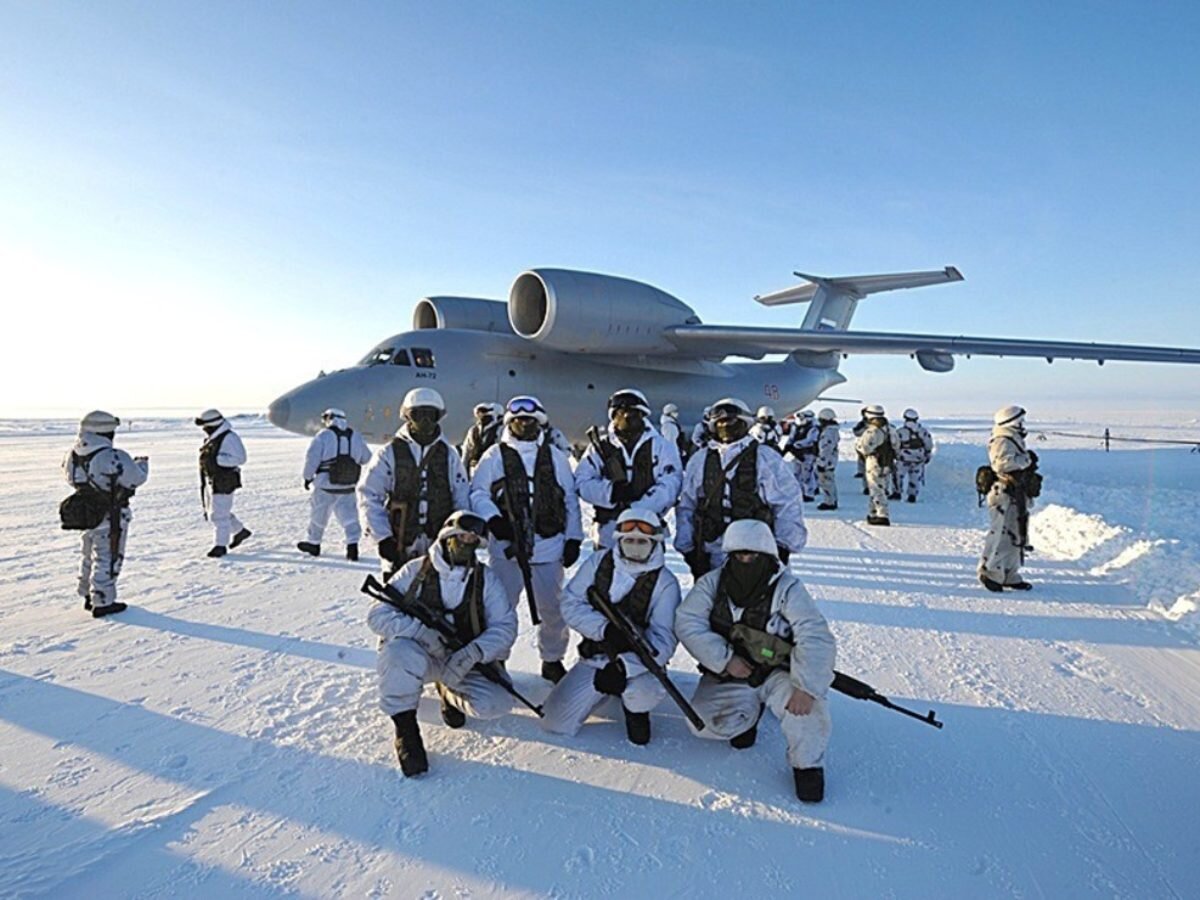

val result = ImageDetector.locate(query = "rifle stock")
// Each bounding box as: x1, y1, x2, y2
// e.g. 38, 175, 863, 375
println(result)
362, 574, 544, 717
586, 586, 706, 731
499, 483, 541, 626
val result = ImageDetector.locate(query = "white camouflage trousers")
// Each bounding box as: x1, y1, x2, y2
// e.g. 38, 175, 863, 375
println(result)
490, 556, 569, 662
77, 510, 130, 608
206, 492, 244, 548
817, 465, 838, 506
540, 659, 667, 735
376, 637, 513, 719
979, 485, 1026, 585
898, 460, 926, 500
792, 456, 818, 499
865, 460, 890, 520
307, 488, 361, 545
688, 671, 831, 769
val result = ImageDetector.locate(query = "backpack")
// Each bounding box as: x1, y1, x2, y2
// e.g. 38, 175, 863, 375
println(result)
327, 428, 362, 486
59, 487, 109, 530
975, 465, 997, 505
874, 432, 896, 469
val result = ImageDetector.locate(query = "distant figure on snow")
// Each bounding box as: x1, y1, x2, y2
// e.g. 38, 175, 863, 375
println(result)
196, 409, 252, 558
895, 408, 934, 503
298, 407, 372, 560
979, 405, 1041, 592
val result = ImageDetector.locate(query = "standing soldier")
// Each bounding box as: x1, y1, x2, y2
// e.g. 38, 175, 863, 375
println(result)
298, 408, 372, 560
750, 406, 785, 451
815, 407, 841, 511
675, 520, 836, 803
854, 404, 899, 526
979, 405, 1040, 592
675, 398, 807, 578
542, 508, 682, 745
576, 388, 682, 551
470, 395, 584, 683
367, 511, 516, 776
460, 402, 504, 476
60, 410, 149, 617
358, 388, 470, 581
196, 409, 252, 558
895, 408, 934, 503
783, 410, 819, 501
659, 403, 691, 464
852, 407, 870, 485
691, 406, 713, 454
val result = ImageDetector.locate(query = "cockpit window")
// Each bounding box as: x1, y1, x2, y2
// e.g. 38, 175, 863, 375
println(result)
412, 347, 435, 369
361, 347, 394, 366
392, 349, 411, 366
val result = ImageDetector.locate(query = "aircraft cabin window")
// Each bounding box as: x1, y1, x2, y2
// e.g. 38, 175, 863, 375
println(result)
362, 347, 394, 366
392, 349, 411, 366
412, 347, 435, 369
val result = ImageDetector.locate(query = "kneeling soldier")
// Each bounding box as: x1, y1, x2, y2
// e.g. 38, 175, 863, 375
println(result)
675, 519, 836, 803
366, 511, 517, 776
542, 508, 682, 745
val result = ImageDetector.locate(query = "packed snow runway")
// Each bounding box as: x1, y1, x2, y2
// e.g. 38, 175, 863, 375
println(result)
2, 417, 1199, 898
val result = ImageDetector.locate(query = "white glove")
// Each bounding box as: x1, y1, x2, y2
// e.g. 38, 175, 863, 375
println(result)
442, 642, 483, 687
413, 624, 445, 654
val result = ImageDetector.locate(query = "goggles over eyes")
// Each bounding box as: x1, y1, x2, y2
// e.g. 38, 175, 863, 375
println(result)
507, 397, 543, 415
445, 512, 489, 539
616, 519, 659, 536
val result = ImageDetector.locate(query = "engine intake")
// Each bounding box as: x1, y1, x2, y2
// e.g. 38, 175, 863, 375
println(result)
916, 350, 955, 373
413, 297, 513, 333
509, 269, 698, 354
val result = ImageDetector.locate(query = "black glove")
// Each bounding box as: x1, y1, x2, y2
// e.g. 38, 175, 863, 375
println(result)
603, 622, 633, 655
563, 539, 582, 568
683, 547, 710, 579
488, 516, 514, 542
610, 481, 637, 505
593, 659, 627, 696
378, 536, 400, 564
304, 479, 312, 491
1029, 450, 1039, 465
777, 545, 790, 565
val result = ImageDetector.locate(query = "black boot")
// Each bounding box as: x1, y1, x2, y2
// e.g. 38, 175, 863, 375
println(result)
346, 543, 359, 561
297, 541, 321, 557
207, 546, 227, 558
391, 711, 428, 776
888, 492, 902, 501
437, 684, 466, 729
793, 766, 825, 803
624, 709, 651, 746
906, 496, 917, 503
979, 574, 1004, 593
817, 503, 837, 511
730, 704, 764, 749
92, 601, 128, 618
230, 528, 252, 549
1007, 580, 1034, 591
541, 660, 567, 684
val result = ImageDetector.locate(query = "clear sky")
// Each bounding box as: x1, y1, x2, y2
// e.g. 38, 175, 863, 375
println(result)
3, 1, 1198, 420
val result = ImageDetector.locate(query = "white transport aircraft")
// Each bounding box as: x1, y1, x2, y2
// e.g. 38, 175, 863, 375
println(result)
267, 266, 1200, 444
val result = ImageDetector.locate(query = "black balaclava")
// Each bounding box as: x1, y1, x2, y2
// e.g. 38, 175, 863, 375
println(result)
714, 417, 749, 444
612, 408, 646, 446
508, 416, 541, 442
405, 407, 442, 445
724, 552, 777, 608
442, 535, 478, 568
202, 425, 219, 436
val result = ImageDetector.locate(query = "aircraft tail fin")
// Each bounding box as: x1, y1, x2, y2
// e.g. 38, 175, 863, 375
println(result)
754, 267, 963, 332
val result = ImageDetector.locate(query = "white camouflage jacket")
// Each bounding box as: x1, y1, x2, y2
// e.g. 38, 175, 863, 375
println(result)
574, 425, 682, 547
357, 426, 470, 542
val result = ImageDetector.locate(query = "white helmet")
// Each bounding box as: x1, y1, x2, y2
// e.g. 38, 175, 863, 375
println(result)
436, 509, 490, 547
80, 410, 120, 432
608, 388, 652, 418
799, 409, 815, 421
756, 405, 776, 422
194, 408, 224, 427
662, 403, 679, 417
904, 408, 919, 421
993, 404, 1026, 427
721, 519, 778, 558
707, 398, 753, 423
818, 407, 837, 423
504, 395, 548, 426
401, 388, 445, 416
321, 408, 347, 425
864, 404, 886, 418
615, 507, 666, 563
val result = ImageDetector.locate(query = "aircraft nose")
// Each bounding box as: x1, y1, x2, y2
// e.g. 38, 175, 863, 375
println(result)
267, 397, 290, 429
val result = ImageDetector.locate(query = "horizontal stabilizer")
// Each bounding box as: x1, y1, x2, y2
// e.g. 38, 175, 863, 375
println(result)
755, 267, 962, 307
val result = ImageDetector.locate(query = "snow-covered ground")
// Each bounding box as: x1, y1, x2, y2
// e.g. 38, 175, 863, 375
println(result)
2, 417, 1199, 898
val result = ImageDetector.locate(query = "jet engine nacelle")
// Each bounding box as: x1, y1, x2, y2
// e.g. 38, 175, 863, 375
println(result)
413, 297, 514, 334
916, 350, 955, 373
508, 268, 699, 354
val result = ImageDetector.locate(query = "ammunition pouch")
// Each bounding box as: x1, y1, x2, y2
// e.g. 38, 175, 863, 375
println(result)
59, 486, 110, 531
209, 466, 242, 495
729, 623, 793, 674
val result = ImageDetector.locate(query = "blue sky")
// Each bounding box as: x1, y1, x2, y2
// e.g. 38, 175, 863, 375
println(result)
2, 1, 1198, 418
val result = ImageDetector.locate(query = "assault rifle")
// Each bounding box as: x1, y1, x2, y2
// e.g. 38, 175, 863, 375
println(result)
107, 462, 124, 581
499, 478, 541, 626
586, 425, 627, 484
586, 585, 706, 731
361, 574, 544, 717
731, 627, 943, 729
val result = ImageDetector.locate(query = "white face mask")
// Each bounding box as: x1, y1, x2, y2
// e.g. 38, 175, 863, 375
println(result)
617, 535, 655, 564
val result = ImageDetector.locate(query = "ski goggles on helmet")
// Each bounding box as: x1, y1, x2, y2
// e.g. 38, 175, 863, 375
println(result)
608, 391, 650, 413
443, 511, 489, 542
709, 403, 748, 422
616, 518, 660, 536
506, 397, 544, 416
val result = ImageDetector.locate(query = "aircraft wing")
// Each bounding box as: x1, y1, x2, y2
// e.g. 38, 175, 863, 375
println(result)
664, 326, 1200, 366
